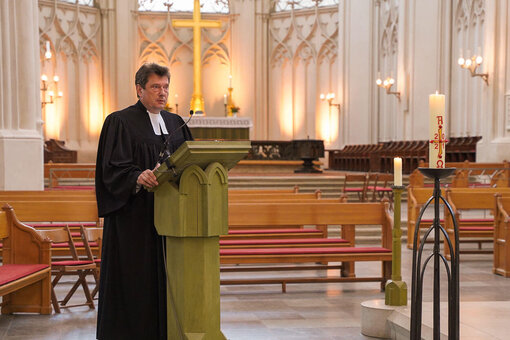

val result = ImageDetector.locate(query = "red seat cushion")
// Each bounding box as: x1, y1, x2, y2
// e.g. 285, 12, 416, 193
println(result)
0, 264, 49, 286
228, 228, 320, 235
51, 242, 98, 248
459, 218, 493, 223
29, 223, 97, 228
220, 247, 391, 256
51, 260, 94, 266
220, 238, 348, 246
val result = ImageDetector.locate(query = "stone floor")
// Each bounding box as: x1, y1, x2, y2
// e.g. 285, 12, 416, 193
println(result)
0, 211, 508, 339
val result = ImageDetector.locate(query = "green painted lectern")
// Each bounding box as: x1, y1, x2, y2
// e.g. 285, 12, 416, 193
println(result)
152, 141, 250, 340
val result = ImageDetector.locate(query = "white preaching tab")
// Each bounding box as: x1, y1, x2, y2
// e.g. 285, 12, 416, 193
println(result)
147, 111, 168, 135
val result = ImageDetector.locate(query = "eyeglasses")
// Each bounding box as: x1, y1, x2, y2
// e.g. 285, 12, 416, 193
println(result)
148, 84, 169, 92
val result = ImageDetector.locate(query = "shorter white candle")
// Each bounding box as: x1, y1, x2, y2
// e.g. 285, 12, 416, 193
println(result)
394, 157, 402, 186
223, 94, 227, 104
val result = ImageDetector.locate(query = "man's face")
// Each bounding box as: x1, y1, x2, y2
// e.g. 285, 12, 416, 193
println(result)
137, 73, 169, 113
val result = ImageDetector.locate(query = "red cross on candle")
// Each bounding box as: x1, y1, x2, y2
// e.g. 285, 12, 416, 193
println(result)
430, 124, 448, 167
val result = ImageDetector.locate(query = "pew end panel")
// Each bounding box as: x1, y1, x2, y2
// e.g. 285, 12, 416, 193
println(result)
494, 195, 510, 277
0, 205, 52, 315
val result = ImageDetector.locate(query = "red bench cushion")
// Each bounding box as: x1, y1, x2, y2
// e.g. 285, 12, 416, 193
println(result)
228, 229, 320, 235
220, 238, 348, 246
220, 247, 391, 256
459, 218, 493, 223
51, 260, 94, 266
0, 264, 49, 286
51, 242, 98, 248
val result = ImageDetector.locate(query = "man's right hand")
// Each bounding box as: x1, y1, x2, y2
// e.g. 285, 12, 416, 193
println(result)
137, 169, 159, 189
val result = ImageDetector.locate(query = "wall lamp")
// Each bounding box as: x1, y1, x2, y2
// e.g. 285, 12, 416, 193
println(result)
320, 93, 340, 110
41, 40, 63, 108
376, 76, 400, 100
41, 74, 63, 108
458, 53, 489, 85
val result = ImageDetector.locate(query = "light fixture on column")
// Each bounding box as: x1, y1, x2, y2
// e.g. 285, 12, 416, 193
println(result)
376, 75, 400, 100
40, 74, 63, 108
320, 93, 340, 110
40, 40, 63, 108
458, 52, 489, 85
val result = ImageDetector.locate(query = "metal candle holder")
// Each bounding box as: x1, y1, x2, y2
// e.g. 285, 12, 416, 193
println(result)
410, 168, 459, 339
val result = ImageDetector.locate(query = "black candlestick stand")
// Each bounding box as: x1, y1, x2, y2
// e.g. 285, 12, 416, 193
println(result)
410, 168, 459, 340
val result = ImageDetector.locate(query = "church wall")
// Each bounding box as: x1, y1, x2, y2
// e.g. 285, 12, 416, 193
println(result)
24, 0, 510, 165
39, 0, 103, 162
476, 0, 510, 162
230, 0, 257, 139
267, 4, 339, 146
343, 0, 373, 146
0, 0, 44, 190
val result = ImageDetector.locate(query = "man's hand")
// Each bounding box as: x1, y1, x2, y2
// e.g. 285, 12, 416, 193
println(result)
137, 168, 159, 189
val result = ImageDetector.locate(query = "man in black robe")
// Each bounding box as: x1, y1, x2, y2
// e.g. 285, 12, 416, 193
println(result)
95, 63, 192, 340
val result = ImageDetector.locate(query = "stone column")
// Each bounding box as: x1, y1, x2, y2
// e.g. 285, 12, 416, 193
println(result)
99, 0, 138, 114
0, 0, 44, 190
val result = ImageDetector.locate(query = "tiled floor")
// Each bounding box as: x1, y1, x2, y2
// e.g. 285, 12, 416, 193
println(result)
0, 209, 508, 339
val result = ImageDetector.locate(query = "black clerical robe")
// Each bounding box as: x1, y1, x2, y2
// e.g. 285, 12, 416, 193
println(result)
95, 100, 193, 340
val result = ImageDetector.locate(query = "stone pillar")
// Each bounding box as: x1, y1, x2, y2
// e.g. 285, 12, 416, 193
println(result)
0, 0, 44, 190
98, 0, 138, 114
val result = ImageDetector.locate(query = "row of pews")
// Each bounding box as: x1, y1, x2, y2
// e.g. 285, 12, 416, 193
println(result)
328, 136, 481, 174
407, 185, 510, 277
0, 187, 394, 300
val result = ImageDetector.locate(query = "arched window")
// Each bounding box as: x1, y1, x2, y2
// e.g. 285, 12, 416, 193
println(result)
273, 0, 338, 12
138, 0, 229, 14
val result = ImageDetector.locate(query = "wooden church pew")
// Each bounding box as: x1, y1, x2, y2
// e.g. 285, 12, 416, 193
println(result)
221, 201, 392, 292
0, 205, 52, 314
0, 200, 100, 258
443, 189, 510, 259
494, 194, 510, 277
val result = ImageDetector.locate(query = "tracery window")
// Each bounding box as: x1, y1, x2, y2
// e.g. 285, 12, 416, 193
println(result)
138, 0, 229, 13
272, 0, 338, 12
59, 0, 94, 6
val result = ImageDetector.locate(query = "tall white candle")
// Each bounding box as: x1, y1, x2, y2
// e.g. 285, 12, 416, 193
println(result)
429, 92, 446, 168
394, 157, 402, 186
228, 75, 232, 88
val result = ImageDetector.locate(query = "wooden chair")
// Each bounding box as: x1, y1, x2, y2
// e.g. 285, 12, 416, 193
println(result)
79, 226, 103, 299
365, 173, 379, 201
38, 227, 96, 313
342, 174, 367, 201
373, 173, 394, 202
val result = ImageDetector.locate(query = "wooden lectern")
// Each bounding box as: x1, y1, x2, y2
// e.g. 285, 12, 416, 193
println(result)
152, 141, 250, 340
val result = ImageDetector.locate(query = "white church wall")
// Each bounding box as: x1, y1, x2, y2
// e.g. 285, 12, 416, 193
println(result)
343, 0, 373, 146
476, 0, 510, 162
267, 4, 339, 145
39, 0, 103, 162
0, 0, 44, 190
26, 0, 510, 165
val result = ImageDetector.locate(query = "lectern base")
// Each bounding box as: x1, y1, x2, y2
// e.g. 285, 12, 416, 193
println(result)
165, 237, 226, 340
